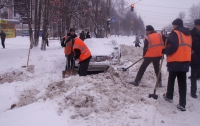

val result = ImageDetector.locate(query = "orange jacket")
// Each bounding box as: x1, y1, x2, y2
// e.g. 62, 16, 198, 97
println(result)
63, 36, 73, 55
73, 38, 91, 62
167, 30, 192, 62
144, 33, 164, 57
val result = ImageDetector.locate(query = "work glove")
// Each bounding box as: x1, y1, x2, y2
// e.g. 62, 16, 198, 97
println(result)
162, 49, 166, 54
61, 40, 66, 47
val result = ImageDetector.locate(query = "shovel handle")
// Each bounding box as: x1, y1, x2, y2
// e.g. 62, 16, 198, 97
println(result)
125, 57, 144, 70
154, 39, 168, 92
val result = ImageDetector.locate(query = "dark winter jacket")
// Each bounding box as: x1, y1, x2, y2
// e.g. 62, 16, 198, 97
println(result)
134, 35, 141, 44
80, 32, 85, 41
0, 31, 6, 40
143, 31, 165, 58
86, 32, 91, 39
165, 26, 191, 72
190, 27, 200, 68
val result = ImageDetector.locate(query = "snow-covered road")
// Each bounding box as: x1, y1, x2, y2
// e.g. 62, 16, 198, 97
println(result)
0, 36, 200, 126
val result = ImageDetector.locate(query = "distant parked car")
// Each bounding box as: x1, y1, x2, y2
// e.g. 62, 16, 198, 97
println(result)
74, 38, 121, 72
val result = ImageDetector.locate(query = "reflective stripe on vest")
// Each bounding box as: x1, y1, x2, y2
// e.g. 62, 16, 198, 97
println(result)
144, 33, 164, 57
73, 44, 88, 54
167, 30, 192, 62
73, 38, 91, 62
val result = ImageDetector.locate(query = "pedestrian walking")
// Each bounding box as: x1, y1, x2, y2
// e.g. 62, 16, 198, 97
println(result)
0, 30, 6, 49
133, 33, 141, 47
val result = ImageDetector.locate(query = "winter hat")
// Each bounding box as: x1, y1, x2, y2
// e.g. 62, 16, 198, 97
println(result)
194, 19, 200, 25
172, 18, 183, 26
146, 25, 154, 31
70, 28, 75, 32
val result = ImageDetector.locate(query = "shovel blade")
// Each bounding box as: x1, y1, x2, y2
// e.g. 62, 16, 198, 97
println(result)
122, 68, 127, 71
62, 69, 78, 78
148, 94, 158, 100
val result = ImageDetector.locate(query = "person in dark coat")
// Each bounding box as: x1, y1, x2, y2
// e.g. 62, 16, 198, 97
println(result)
86, 31, 91, 39
133, 33, 141, 47
0, 30, 6, 49
190, 19, 200, 98
129, 25, 165, 87
79, 31, 85, 41
162, 19, 192, 111
46, 32, 49, 46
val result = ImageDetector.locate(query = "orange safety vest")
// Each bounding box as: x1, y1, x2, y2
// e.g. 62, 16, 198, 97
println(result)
167, 30, 192, 62
63, 36, 73, 55
144, 33, 164, 57
73, 38, 91, 62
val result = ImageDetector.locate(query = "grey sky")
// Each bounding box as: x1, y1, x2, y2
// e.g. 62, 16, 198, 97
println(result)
126, 0, 200, 30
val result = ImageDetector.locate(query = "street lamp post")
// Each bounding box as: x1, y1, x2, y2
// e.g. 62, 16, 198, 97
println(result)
106, 0, 110, 38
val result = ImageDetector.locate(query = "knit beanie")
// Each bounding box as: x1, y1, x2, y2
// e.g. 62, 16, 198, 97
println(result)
146, 25, 154, 31
70, 28, 75, 32
194, 19, 200, 25
172, 18, 183, 26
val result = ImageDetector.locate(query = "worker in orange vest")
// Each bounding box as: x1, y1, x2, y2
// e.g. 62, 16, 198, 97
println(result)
61, 35, 75, 71
129, 25, 165, 87
162, 18, 192, 111
73, 37, 91, 76
61, 28, 78, 72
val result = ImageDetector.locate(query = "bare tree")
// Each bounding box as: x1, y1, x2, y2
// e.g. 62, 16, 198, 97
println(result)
178, 11, 186, 20
33, 0, 42, 47
189, 3, 200, 23
0, 0, 9, 10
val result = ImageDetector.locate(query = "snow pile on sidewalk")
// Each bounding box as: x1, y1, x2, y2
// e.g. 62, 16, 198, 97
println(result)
0, 36, 200, 126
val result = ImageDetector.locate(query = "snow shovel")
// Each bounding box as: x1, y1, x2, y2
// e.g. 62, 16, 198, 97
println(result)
22, 34, 33, 68
62, 60, 77, 78
122, 57, 144, 71
149, 39, 168, 100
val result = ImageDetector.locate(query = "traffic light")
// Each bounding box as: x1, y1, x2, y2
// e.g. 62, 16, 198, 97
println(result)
131, 4, 134, 12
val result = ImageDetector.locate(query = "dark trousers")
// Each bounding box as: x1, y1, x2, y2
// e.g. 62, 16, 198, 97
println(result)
46, 39, 49, 46
1, 39, 5, 48
65, 55, 74, 70
191, 67, 198, 95
79, 56, 91, 76
135, 44, 140, 47
135, 58, 161, 83
166, 72, 187, 107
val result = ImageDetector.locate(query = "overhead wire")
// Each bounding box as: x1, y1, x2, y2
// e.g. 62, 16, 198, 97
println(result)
136, 4, 189, 10
131, 3, 189, 29
136, 12, 177, 18
135, 9, 178, 16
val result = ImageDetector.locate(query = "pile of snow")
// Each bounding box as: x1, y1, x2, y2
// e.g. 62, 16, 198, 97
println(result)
0, 36, 200, 126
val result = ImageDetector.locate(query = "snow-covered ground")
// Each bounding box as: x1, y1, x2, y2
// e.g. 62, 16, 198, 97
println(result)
0, 36, 200, 126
